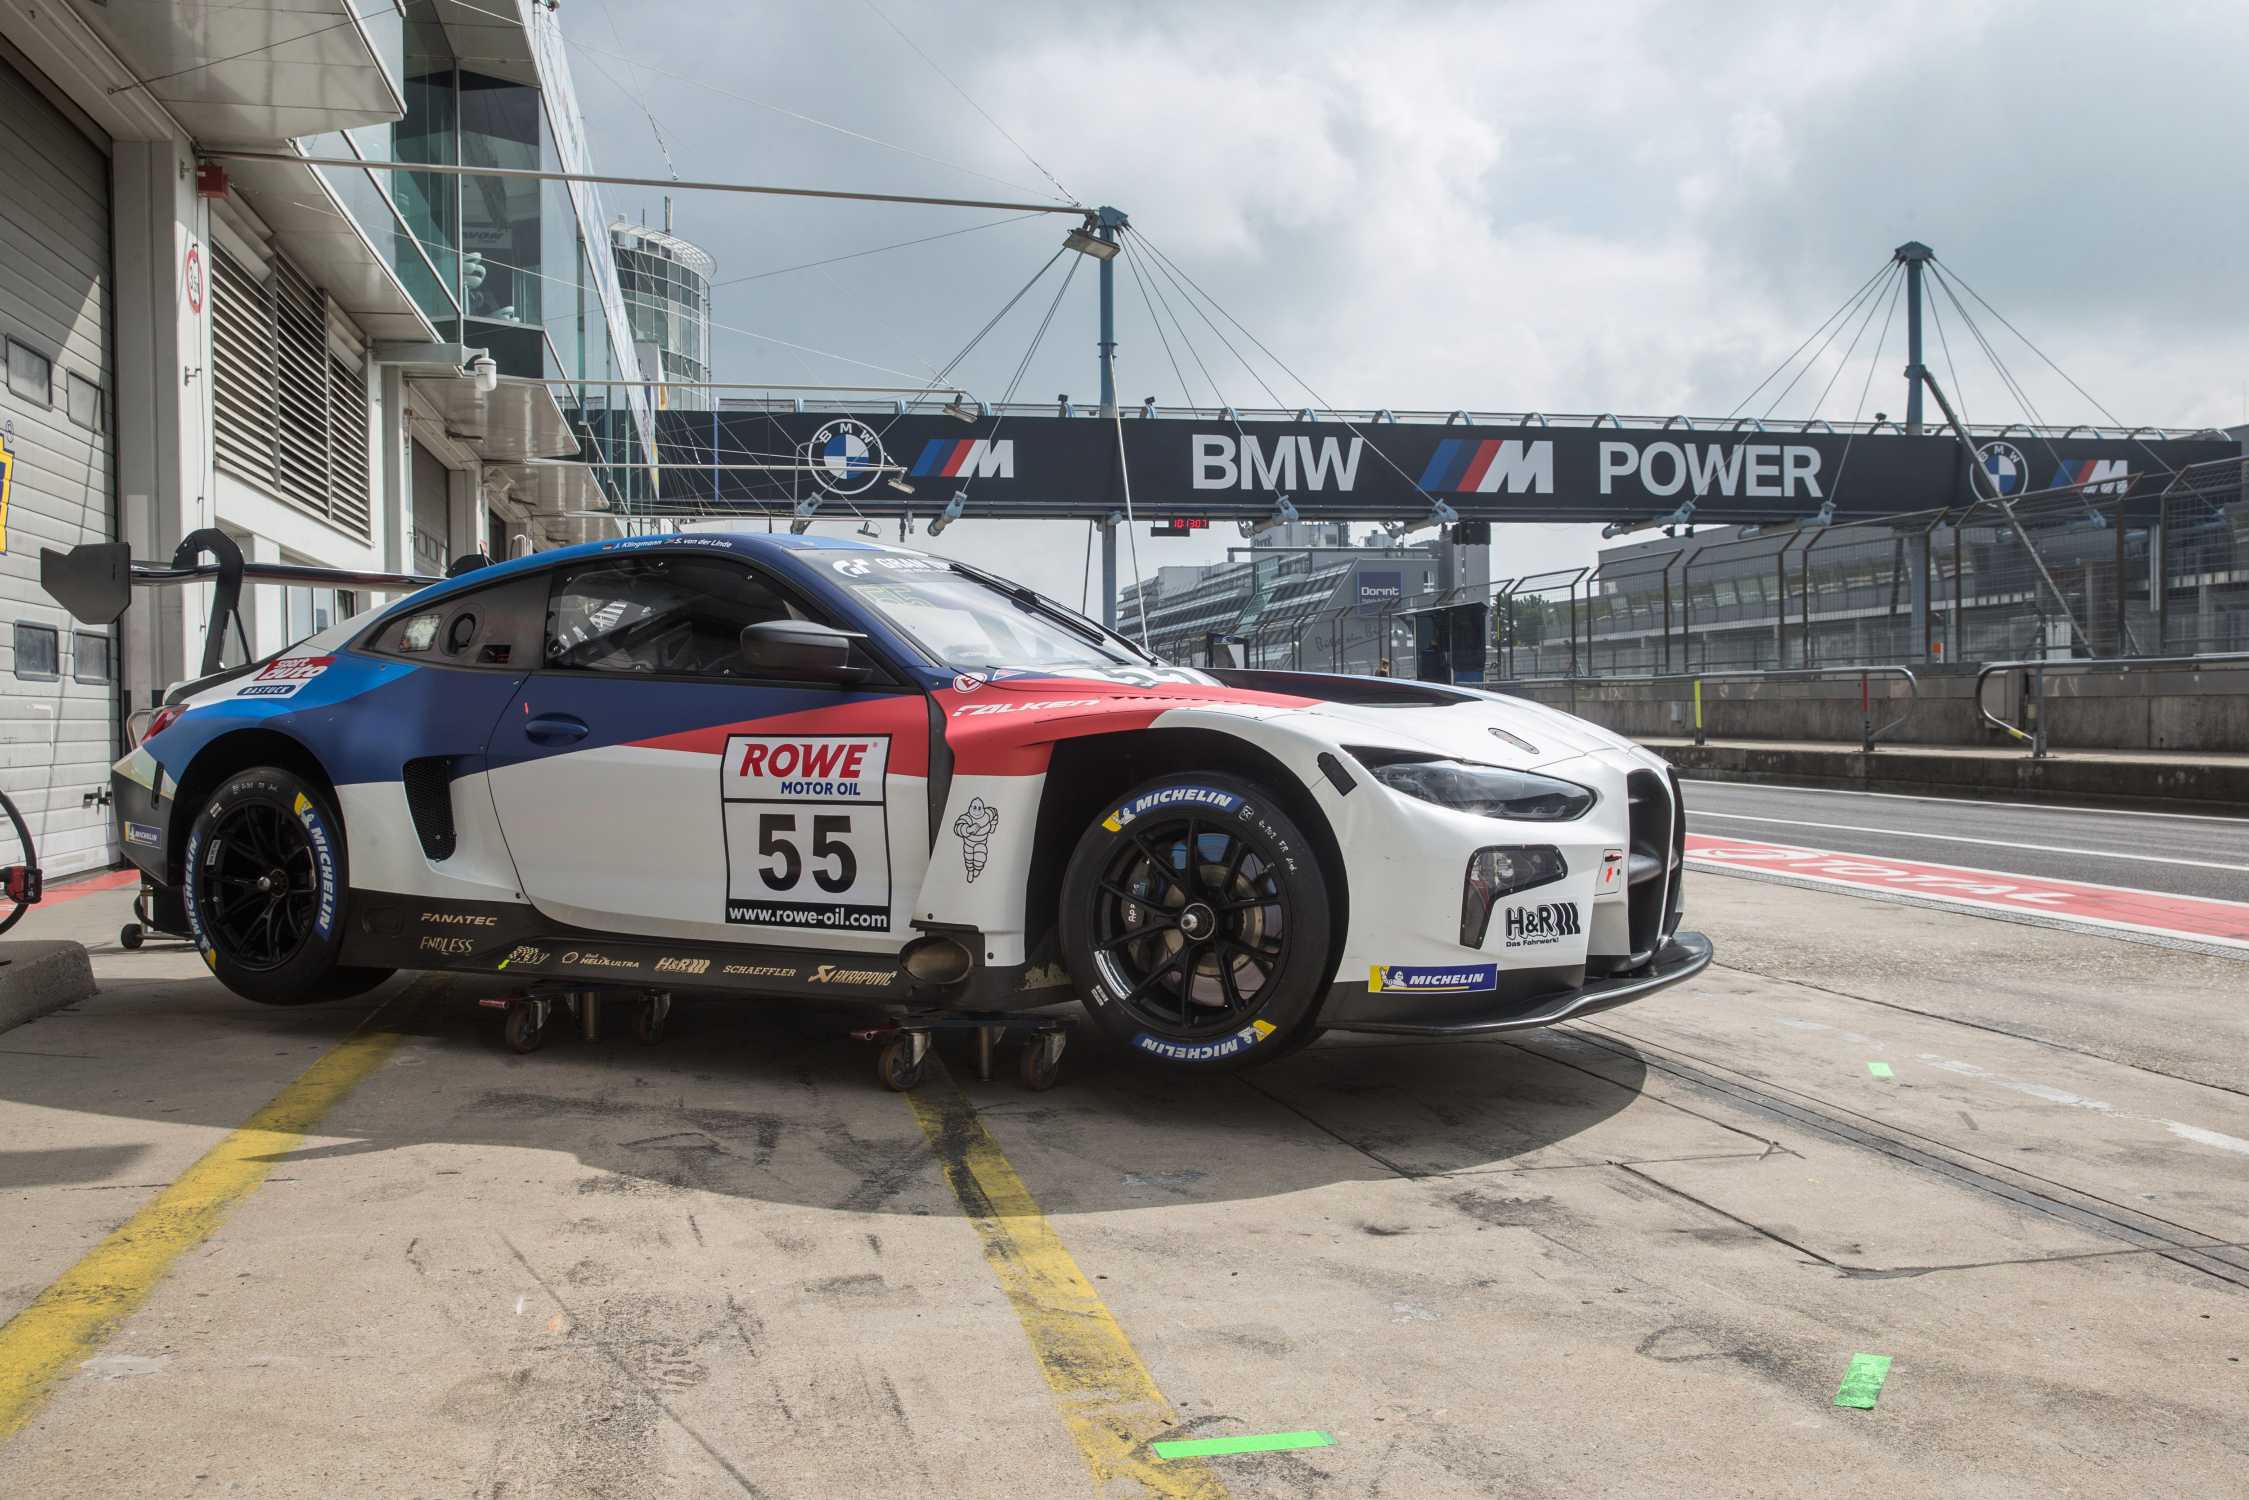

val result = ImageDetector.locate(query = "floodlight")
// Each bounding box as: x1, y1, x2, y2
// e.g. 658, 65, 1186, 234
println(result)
925, 491, 968, 537
1063, 226, 1120, 261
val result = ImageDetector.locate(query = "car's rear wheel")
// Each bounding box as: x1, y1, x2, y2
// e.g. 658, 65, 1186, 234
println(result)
183, 766, 390, 1006
1058, 773, 1331, 1070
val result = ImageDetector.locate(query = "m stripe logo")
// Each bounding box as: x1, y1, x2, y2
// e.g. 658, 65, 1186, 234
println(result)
911, 438, 1015, 480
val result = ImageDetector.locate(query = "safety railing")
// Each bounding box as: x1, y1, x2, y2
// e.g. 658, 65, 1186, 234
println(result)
1973, 651, 2249, 759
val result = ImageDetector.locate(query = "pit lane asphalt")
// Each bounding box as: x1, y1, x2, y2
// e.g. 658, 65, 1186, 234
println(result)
1, 875, 2243, 1497
1680, 779, 2249, 901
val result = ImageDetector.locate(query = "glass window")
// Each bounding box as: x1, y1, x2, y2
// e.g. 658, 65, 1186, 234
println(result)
13, 622, 59, 679
66, 373, 101, 430
823, 554, 1144, 671
73, 631, 111, 683
544, 556, 846, 678
459, 70, 544, 334
7, 339, 51, 405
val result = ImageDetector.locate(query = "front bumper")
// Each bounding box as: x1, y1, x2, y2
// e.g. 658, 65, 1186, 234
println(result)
1320, 930, 1712, 1036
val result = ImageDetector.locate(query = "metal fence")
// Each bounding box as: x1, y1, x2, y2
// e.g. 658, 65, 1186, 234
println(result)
1374, 454, 2249, 681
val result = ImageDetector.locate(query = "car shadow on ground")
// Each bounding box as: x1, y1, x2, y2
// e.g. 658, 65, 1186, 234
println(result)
3, 973, 1652, 1218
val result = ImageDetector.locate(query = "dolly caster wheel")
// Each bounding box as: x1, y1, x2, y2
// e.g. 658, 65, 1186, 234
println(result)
119, 923, 144, 950
878, 1037, 927, 1091
1018, 1031, 1066, 1092
504, 1002, 546, 1055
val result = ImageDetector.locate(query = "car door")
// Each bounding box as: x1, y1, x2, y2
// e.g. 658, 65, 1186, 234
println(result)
482, 550, 932, 953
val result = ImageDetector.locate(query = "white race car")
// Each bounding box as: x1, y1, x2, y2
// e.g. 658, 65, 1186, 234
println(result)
93, 531, 1709, 1071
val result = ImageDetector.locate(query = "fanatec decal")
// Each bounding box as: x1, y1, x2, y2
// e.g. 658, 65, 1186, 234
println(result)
953, 797, 998, 881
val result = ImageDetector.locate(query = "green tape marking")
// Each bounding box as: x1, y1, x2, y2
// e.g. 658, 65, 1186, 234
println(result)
1866, 1061, 1894, 1079
1152, 1431, 1334, 1460
1834, 1353, 1892, 1409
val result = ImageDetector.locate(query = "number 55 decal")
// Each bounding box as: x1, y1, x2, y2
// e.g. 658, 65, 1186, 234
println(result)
723, 735, 892, 931
756, 812, 859, 894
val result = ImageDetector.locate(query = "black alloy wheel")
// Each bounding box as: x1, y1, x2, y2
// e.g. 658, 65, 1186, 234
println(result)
1090, 814, 1291, 1038
196, 799, 321, 971
1059, 773, 1332, 1068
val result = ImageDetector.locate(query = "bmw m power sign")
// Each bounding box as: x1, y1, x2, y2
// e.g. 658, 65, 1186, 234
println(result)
661, 410, 2236, 525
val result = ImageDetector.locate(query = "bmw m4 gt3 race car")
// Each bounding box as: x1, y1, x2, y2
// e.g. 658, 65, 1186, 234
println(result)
96, 531, 1710, 1069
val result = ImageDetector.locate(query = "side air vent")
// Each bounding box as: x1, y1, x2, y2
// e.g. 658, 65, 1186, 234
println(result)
402, 756, 457, 861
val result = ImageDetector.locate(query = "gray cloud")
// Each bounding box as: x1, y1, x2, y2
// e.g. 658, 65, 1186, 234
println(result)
568, 0, 2248, 600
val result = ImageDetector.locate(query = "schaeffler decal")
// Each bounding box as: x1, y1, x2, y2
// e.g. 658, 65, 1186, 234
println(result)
236, 655, 333, 700
291, 792, 338, 939
1502, 902, 1582, 948
721, 734, 893, 931
952, 797, 998, 881
1132, 1018, 1276, 1063
1102, 784, 1242, 832
1368, 964, 1500, 993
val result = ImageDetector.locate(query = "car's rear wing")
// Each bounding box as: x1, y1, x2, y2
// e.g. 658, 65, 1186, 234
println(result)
41, 528, 468, 679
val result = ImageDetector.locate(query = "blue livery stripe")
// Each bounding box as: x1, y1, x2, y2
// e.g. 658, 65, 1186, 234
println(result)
1420, 438, 1468, 491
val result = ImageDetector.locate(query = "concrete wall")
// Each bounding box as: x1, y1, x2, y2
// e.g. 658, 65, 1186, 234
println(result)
1497, 662, 2249, 752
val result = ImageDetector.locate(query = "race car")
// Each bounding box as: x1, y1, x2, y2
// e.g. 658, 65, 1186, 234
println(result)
88, 530, 1709, 1069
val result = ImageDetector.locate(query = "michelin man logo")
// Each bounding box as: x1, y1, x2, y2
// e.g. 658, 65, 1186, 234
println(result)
953, 796, 999, 881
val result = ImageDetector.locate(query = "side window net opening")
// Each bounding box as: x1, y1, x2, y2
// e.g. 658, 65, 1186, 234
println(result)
543, 556, 862, 679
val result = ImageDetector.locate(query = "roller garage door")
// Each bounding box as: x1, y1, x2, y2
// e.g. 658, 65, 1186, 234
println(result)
0, 52, 115, 878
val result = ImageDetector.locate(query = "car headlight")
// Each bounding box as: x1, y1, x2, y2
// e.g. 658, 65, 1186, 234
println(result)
1361, 756, 1595, 821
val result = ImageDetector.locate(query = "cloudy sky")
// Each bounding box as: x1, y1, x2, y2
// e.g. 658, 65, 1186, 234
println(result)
560, 0, 2247, 604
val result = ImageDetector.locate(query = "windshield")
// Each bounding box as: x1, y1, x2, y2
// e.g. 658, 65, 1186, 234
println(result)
816, 553, 1142, 671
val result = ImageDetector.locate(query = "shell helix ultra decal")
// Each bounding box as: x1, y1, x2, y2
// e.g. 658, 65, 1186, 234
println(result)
1368, 963, 1500, 993
1131, 1018, 1276, 1063
291, 792, 339, 939
1101, 784, 1243, 833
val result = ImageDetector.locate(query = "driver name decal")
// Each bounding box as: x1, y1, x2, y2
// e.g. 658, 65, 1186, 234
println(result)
722, 734, 893, 931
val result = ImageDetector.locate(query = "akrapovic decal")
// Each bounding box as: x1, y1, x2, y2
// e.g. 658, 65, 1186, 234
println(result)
721, 734, 893, 931
235, 655, 333, 700
1368, 963, 1499, 993
1102, 784, 1243, 832
291, 792, 338, 939
1132, 1018, 1276, 1062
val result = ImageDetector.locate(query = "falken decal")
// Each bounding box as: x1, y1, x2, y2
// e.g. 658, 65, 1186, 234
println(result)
1102, 784, 1242, 832
953, 796, 998, 881
1131, 1018, 1276, 1063
1368, 963, 1499, 993
236, 655, 334, 699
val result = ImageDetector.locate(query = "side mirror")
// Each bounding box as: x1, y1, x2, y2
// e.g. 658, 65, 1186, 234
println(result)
740, 619, 868, 682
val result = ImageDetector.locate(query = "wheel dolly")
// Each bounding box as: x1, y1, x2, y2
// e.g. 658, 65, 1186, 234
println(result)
481, 984, 672, 1054
852, 1010, 1071, 1093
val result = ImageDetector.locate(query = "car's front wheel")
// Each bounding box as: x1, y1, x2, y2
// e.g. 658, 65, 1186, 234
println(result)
183, 766, 390, 1005
1058, 773, 1331, 1069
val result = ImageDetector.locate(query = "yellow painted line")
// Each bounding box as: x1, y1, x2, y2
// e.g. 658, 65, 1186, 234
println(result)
0, 1025, 403, 1443
906, 1068, 1227, 1498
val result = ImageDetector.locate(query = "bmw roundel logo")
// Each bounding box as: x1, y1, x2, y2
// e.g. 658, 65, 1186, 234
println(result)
807, 417, 888, 496
1975, 440, 2029, 498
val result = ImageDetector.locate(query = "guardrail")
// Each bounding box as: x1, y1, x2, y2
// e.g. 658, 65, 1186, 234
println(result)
1489, 665, 1919, 752
1973, 652, 2249, 759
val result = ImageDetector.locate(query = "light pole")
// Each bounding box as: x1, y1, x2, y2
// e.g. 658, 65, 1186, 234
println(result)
1067, 207, 1128, 626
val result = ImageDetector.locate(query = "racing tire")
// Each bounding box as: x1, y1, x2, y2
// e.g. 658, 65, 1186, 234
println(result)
1058, 772, 1332, 1072
183, 766, 376, 1007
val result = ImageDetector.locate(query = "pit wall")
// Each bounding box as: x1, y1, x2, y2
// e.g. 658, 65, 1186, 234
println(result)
1495, 662, 2249, 754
